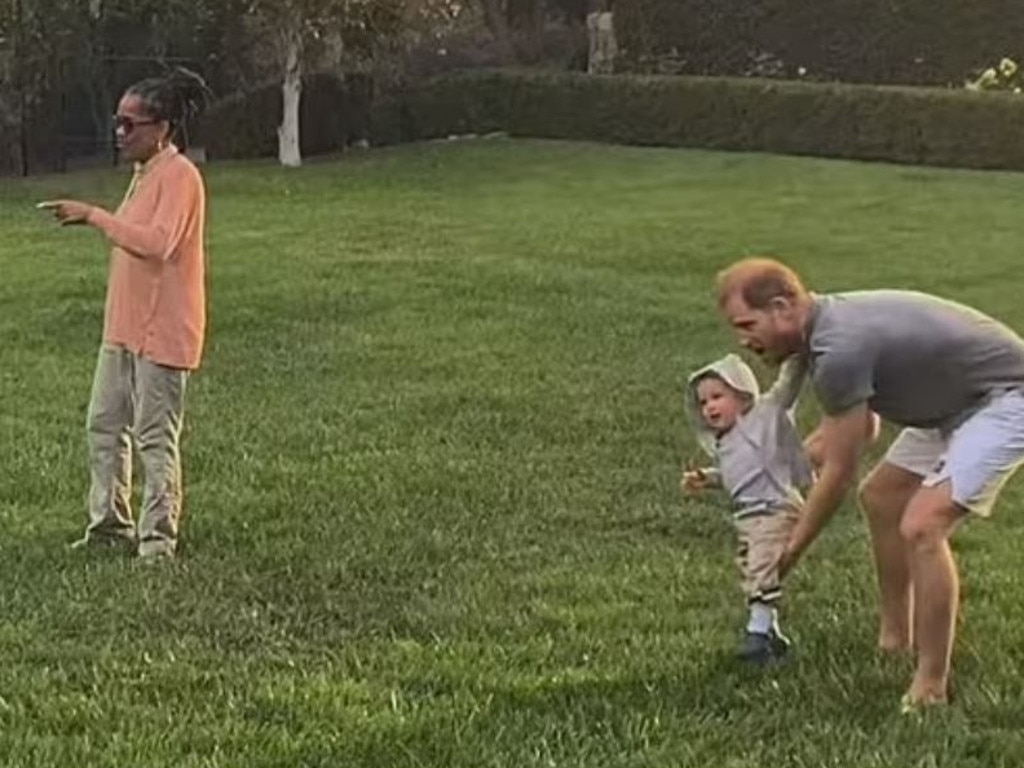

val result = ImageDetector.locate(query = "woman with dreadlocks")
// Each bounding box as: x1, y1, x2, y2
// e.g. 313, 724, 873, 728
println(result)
39, 67, 213, 562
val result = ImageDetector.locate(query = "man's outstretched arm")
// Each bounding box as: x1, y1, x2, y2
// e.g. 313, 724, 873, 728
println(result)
781, 401, 872, 576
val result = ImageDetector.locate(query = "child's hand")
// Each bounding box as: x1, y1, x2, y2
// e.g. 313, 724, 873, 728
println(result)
681, 468, 711, 494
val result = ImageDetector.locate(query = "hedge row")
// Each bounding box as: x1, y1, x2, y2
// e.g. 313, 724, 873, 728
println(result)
0, 122, 18, 176
369, 70, 1024, 171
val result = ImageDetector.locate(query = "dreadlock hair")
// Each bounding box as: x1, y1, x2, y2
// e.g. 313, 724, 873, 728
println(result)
125, 66, 213, 149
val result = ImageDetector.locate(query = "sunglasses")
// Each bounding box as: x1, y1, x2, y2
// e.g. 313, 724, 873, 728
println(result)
113, 114, 160, 134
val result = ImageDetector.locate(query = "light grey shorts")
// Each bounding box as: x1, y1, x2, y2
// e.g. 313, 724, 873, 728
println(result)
884, 389, 1024, 516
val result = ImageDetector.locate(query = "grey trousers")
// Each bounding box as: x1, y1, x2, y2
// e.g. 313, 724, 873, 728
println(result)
85, 344, 188, 556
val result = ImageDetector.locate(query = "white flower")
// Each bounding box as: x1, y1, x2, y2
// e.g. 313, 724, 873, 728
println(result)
999, 58, 1019, 78
797, 66, 807, 76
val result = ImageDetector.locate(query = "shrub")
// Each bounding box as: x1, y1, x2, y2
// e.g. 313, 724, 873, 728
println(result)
615, 0, 1024, 87
371, 69, 1024, 171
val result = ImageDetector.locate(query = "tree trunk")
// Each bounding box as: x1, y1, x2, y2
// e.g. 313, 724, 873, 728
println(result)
506, 0, 540, 33
278, 25, 303, 168
13, 0, 29, 176
479, 0, 514, 62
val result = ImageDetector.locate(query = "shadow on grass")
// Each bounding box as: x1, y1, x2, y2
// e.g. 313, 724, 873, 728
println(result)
272, 646, 943, 768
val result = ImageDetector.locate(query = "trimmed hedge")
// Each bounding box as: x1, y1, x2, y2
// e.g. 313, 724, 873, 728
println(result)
0, 121, 19, 176
199, 73, 372, 161
370, 70, 1024, 171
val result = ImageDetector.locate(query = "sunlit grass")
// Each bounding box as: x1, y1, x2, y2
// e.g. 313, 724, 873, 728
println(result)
1, 139, 1023, 765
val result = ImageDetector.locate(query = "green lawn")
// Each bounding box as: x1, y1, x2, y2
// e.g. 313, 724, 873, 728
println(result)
2, 139, 1024, 766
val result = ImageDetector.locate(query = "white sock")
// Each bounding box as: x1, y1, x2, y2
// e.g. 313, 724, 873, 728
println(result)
746, 602, 777, 635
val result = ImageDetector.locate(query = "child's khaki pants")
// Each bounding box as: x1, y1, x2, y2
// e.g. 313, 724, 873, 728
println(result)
734, 505, 800, 605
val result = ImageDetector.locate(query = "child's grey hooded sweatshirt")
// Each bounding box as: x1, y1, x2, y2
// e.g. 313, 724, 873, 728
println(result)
686, 353, 813, 518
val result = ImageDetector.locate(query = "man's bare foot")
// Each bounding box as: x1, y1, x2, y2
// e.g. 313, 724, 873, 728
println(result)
900, 683, 948, 714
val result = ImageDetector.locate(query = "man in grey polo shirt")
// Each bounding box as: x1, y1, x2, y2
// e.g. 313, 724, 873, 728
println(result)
714, 257, 1024, 710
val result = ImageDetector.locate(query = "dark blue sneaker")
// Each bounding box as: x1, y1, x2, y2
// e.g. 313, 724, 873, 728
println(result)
737, 629, 791, 665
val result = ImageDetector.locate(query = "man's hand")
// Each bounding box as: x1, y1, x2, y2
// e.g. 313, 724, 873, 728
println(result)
37, 200, 94, 226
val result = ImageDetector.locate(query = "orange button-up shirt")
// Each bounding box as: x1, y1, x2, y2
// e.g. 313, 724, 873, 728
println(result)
87, 145, 207, 370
